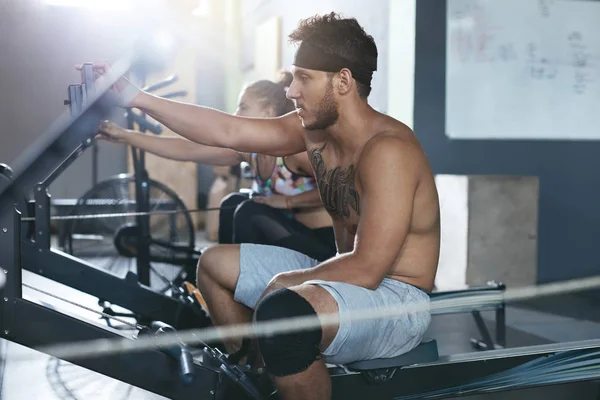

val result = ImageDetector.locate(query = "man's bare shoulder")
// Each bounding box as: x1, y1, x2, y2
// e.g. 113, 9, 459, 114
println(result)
373, 111, 415, 137
358, 123, 425, 176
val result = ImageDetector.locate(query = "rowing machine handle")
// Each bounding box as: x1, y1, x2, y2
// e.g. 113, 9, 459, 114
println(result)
151, 321, 196, 385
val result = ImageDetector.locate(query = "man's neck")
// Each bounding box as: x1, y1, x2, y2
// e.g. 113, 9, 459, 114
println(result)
324, 100, 377, 156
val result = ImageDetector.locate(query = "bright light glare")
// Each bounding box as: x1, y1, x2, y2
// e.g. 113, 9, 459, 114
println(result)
191, 0, 211, 17
44, 0, 132, 10
153, 31, 175, 53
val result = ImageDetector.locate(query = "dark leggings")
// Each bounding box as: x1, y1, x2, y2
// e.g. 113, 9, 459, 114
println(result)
218, 192, 336, 262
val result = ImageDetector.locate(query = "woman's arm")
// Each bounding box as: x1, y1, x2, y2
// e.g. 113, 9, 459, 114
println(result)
285, 151, 314, 176
285, 189, 323, 209
98, 121, 244, 165
253, 188, 323, 210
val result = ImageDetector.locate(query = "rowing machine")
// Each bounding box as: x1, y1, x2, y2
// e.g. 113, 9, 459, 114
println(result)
11, 64, 209, 331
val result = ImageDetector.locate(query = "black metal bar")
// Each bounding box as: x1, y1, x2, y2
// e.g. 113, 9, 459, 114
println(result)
472, 310, 495, 350
92, 143, 99, 186
163, 90, 188, 99
20, 241, 204, 329
135, 167, 151, 287
134, 78, 152, 288
497, 304, 506, 347
0, 110, 109, 216
44, 141, 94, 187
430, 282, 505, 297
142, 75, 178, 92
0, 208, 21, 336
129, 111, 162, 134
5, 298, 218, 400
33, 184, 51, 250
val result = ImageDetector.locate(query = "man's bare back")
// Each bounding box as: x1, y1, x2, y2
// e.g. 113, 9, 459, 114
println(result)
305, 113, 440, 292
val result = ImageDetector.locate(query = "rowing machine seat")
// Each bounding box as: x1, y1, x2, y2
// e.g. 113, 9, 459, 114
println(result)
345, 339, 439, 371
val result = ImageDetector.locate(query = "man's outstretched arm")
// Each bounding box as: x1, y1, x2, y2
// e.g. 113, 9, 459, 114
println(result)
82, 62, 306, 157
262, 135, 421, 292
135, 93, 306, 156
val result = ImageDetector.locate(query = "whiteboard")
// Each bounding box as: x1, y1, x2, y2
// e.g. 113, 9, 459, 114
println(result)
446, 0, 600, 140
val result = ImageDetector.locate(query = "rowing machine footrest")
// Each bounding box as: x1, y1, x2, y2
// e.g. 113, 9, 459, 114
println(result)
201, 346, 265, 400
345, 339, 439, 371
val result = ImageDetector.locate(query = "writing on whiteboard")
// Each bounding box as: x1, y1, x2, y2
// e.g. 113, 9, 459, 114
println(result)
449, 1, 594, 95
450, 1, 504, 63
446, 0, 600, 140
568, 31, 594, 95
538, 0, 555, 18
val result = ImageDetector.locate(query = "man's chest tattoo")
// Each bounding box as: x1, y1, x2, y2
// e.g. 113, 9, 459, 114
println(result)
308, 142, 360, 219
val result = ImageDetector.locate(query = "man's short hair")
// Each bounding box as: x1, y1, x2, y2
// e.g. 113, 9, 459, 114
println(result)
289, 12, 378, 98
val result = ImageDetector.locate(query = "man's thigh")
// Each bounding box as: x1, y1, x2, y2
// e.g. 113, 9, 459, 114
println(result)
234, 244, 320, 309
299, 279, 431, 365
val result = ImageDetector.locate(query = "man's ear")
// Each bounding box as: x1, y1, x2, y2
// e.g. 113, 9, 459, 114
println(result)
337, 68, 354, 96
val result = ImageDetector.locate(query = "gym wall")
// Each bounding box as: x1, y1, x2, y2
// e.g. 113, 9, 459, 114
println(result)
414, 0, 600, 285
238, 0, 390, 113
0, 0, 232, 228
0, 0, 135, 198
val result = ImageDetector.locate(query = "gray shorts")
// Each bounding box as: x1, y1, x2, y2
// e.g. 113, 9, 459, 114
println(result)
234, 244, 431, 365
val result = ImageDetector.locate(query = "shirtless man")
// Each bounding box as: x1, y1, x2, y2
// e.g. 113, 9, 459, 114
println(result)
84, 12, 440, 400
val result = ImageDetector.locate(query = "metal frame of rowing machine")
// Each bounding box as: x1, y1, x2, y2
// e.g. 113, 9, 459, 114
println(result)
4, 204, 600, 400
6, 71, 206, 330
431, 283, 506, 350
0, 207, 220, 400
4, 199, 600, 400
4, 203, 600, 400
0, 83, 224, 398
329, 339, 600, 399
3, 204, 600, 400
20, 148, 204, 329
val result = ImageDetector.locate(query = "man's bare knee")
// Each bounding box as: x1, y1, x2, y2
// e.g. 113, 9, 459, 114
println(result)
196, 245, 216, 284
196, 244, 241, 291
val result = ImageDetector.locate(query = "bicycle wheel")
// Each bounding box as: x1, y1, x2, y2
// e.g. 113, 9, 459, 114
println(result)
65, 174, 195, 293
46, 357, 139, 400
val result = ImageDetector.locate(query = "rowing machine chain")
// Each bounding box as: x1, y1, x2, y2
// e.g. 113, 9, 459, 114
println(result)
17, 198, 239, 330
22, 283, 148, 331
20, 205, 237, 222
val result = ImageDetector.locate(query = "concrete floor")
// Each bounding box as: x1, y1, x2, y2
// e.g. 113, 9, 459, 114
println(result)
1, 233, 600, 400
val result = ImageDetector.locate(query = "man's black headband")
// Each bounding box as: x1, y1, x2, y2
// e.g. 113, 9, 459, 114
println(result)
292, 41, 375, 86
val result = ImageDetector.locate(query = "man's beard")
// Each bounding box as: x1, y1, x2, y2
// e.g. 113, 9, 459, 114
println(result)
303, 82, 339, 131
